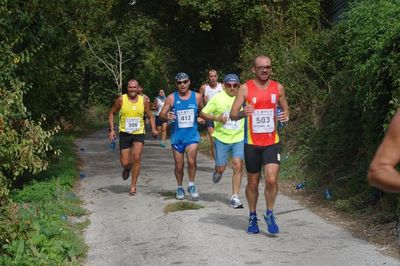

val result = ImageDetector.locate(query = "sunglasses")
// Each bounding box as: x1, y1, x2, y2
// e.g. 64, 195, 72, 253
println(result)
256, 65, 272, 71
225, 83, 239, 88
176, 80, 189, 85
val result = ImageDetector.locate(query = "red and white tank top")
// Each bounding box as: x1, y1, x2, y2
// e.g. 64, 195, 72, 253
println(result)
244, 80, 280, 146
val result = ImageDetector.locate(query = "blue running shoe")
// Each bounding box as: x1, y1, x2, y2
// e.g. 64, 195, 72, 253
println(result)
187, 185, 199, 201
264, 212, 279, 234
176, 187, 185, 200
247, 215, 259, 234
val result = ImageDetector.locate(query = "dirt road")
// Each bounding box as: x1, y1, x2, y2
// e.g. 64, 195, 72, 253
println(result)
77, 129, 400, 266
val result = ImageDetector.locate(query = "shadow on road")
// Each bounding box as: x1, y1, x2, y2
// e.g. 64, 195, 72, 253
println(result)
199, 213, 247, 231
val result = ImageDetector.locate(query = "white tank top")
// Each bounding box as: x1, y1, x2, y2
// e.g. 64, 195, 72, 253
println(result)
156, 97, 165, 116
204, 83, 223, 102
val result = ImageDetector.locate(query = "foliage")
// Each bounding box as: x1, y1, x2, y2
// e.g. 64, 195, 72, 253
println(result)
0, 80, 59, 201
303, 0, 400, 194
0, 133, 87, 265
275, 0, 400, 216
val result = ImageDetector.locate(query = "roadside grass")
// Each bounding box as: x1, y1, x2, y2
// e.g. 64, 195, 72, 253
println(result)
0, 106, 107, 265
160, 191, 176, 199
164, 202, 204, 214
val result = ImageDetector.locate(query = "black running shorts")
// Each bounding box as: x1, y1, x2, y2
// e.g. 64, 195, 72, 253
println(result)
244, 143, 281, 173
119, 132, 145, 150
155, 116, 165, 127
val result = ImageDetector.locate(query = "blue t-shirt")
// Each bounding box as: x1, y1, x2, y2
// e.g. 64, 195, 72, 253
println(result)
170, 90, 200, 145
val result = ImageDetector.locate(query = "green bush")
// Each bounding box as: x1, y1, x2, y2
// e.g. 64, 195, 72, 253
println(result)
276, 0, 400, 215
0, 133, 87, 265
304, 0, 400, 192
0, 81, 59, 201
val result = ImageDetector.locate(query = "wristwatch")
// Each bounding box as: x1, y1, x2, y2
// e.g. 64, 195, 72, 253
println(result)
108, 128, 114, 132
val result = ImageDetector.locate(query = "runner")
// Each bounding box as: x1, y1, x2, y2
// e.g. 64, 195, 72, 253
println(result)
230, 55, 289, 234
108, 79, 158, 196
153, 89, 168, 147
200, 73, 245, 208
199, 69, 223, 159
159, 72, 203, 201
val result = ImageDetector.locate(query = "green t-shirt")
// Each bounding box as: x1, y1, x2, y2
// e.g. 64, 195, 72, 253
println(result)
202, 90, 244, 144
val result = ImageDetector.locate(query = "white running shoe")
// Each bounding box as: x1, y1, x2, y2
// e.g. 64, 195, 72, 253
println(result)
229, 194, 243, 209
187, 185, 199, 201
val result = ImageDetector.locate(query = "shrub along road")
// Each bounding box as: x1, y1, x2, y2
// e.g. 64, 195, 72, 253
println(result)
77, 129, 400, 266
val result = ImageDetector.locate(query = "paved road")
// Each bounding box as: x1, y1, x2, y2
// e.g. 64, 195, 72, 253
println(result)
77, 129, 400, 266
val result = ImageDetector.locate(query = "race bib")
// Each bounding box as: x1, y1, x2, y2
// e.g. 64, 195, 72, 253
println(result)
222, 111, 240, 130
177, 109, 195, 128
252, 109, 274, 133
125, 117, 141, 133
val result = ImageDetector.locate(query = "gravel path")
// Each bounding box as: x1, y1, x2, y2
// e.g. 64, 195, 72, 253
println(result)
77, 129, 400, 266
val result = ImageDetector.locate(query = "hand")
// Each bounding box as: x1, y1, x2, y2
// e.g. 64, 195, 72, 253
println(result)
167, 111, 176, 121
197, 117, 205, 125
278, 111, 289, 122
108, 131, 116, 142
152, 129, 159, 138
218, 115, 228, 124
243, 104, 254, 116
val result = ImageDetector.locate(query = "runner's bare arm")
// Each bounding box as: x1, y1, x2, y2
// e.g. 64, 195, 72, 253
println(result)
144, 100, 158, 136
196, 92, 205, 124
230, 83, 248, 120
196, 92, 204, 111
278, 84, 289, 122
159, 94, 174, 121
198, 84, 206, 102
368, 111, 400, 192
108, 96, 122, 141
200, 110, 225, 123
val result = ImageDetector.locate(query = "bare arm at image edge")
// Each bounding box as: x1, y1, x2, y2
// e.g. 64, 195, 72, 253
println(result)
368, 110, 400, 192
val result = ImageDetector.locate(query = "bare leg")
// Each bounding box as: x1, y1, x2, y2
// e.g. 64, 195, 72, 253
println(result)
172, 149, 185, 185
120, 148, 132, 170
215, 165, 226, 175
246, 172, 260, 213
231, 158, 243, 196
185, 143, 198, 182
264, 163, 280, 210
207, 126, 215, 160
130, 142, 144, 188
156, 126, 162, 140
161, 122, 167, 143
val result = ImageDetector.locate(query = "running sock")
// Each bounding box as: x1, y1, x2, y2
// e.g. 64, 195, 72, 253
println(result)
188, 181, 195, 187
266, 210, 273, 215
250, 211, 257, 217
177, 185, 183, 189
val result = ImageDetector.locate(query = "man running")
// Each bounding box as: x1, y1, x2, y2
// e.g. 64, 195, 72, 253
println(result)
200, 73, 245, 209
368, 110, 400, 192
159, 72, 204, 201
199, 69, 223, 159
153, 89, 168, 147
108, 79, 158, 196
230, 55, 289, 234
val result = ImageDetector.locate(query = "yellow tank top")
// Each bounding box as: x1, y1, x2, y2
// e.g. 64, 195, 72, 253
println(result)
119, 94, 145, 134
